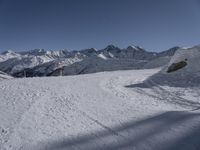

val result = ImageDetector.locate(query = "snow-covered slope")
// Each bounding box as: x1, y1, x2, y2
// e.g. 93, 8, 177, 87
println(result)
0, 56, 53, 74
0, 50, 20, 62
13, 57, 83, 77
20, 49, 72, 58
0, 69, 199, 150
0, 49, 59, 74
135, 45, 200, 88
167, 45, 200, 74
50, 46, 179, 76
0, 49, 84, 76
0, 71, 13, 80
51, 56, 147, 76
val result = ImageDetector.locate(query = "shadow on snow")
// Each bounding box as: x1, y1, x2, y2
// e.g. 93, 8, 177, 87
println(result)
36, 111, 200, 150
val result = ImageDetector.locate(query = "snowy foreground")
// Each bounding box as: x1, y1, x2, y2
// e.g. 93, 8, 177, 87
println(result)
0, 68, 200, 150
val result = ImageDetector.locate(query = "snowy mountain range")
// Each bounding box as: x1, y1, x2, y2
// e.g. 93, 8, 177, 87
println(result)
0, 44, 200, 150
0, 45, 179, 77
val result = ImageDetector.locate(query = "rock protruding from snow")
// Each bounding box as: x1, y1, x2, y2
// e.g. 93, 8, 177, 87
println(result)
144, 45, 200, 87
167, 60, 187, 73
167, 45, 200, 74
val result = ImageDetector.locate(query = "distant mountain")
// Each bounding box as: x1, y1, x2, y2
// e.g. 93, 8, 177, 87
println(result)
0, 45, 180, 77
0, 71, 13, 80
0, 50, 20, 62
157, 46, 180, 57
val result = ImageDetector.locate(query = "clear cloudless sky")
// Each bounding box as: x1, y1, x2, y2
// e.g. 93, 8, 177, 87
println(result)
0, 0, 200, 52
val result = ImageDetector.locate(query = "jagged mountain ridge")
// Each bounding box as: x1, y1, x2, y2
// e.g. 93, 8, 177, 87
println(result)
0, 45, 179, 77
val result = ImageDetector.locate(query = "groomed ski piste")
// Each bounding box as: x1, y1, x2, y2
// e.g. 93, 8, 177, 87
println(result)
0, 46, 200, 150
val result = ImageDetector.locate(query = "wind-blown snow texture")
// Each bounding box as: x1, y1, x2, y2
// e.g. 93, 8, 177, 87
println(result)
0, 68, 200, 149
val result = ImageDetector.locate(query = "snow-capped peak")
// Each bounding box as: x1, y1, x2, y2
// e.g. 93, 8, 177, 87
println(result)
28, 49, 48, 56
126, 45, 146, 52
81, 48, 97, 53
97, 53, 107, 60
0, 44, 185, 77
126, 45, 139, 50
104, 45, 119, 51
1, 50, 18, 55
80, 48, 98, 57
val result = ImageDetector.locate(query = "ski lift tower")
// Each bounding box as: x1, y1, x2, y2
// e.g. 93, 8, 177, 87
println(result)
23, 70, 26, 78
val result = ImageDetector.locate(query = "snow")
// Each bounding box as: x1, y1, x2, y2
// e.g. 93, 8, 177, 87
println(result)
143, 45, 200, 87
0, 45, 200, 149
126, 45, 140, 51
55, 56, 147, 76
167, 45, 200, 73
0, 68, 200, 150
0, 71, 13, 80
0, 50, 20, 62
0, 45, 178, 77
97, 54, 107, 60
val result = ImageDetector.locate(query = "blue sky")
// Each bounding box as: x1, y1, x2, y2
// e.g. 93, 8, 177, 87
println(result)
0, 0, 200, 52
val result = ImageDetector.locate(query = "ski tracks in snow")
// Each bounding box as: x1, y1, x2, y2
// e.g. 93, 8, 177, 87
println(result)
0, 85, 51, 150
145, 80, 200, 109
1, 78, 126, 150
1, 69, 200, 150
100, 70, 200, 111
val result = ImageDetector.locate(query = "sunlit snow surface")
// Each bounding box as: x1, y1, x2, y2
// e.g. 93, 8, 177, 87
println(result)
0, 68, 200, 150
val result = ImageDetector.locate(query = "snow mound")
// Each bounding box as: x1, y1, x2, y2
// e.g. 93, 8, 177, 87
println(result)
147, 45, 200, 87
166, 45, 200, 73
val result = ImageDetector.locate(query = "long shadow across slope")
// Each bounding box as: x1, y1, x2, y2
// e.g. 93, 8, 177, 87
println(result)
37, 111, 200, 150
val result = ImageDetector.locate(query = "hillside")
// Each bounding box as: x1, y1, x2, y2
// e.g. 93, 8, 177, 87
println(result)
0, 71, 13, 80
0, 68, 200, 150
140, 45, 200, 87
